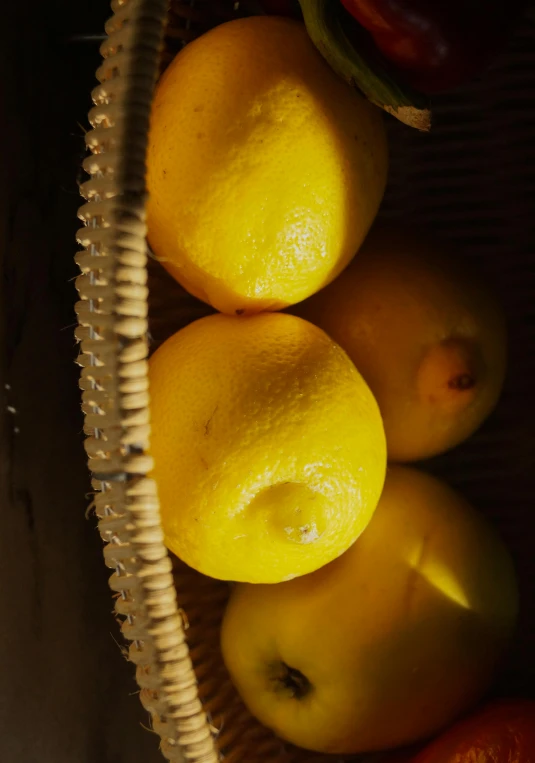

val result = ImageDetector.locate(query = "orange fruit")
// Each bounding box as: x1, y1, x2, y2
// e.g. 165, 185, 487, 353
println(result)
221, 466, 518, 753
295, 225, 507, 461
146, 17, 388, 315
148, 312, 386, 583
388, 700, 535, 763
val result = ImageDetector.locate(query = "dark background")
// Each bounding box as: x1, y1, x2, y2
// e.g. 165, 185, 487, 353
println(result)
0, 1, 161, 760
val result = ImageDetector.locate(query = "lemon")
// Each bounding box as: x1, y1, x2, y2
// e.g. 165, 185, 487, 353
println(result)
295, 225, 507, 461
146, 17, 388, 315
148, 312, 386, 582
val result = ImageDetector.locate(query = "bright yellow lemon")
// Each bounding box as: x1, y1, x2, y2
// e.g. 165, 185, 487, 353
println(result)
146, 17, 388, 315
148, 312, 386, 583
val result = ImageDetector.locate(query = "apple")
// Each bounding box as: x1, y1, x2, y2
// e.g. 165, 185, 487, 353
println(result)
221, 466, 518, 754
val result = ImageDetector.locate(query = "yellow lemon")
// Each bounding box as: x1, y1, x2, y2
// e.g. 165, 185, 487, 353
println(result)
295, 225, 507, 461
148, 312, 386, 583
146, 17, 388, 315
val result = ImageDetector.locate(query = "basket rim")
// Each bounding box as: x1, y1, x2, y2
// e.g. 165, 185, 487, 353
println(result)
75, 1, 219, 761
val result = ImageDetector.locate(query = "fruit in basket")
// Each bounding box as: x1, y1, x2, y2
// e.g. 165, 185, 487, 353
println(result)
146, 16, 388, 316
338, 0, 527, 94
297, 0, 431, 130
385, 699, 535, 763
221, 466, 518, 754
294, 225, 507, 462
148, 312, 386, 583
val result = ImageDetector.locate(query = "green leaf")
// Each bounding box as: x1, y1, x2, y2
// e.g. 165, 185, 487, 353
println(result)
298, 0, 431, 130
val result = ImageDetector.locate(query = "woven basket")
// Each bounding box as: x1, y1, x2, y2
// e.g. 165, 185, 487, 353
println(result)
75, 1, 535, 761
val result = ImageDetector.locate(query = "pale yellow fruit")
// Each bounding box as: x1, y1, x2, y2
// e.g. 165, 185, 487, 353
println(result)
221, 466, 518, 753
146, 17, 388, 315
148, 312, 386, 583
295, 225, 507, 462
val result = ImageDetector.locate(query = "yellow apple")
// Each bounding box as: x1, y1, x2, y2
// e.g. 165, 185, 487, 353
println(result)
221, 466, 518, 754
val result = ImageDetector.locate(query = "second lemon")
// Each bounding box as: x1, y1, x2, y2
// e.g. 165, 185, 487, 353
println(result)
146, 17, 388, 315
148, 313, 386, 583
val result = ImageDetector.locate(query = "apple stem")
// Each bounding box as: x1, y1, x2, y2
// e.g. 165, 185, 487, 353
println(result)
448, 373, 476, 391
269, 661, 312, 699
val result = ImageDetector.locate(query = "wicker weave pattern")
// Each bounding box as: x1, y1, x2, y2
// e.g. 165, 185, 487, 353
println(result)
75, 1, 218, 761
